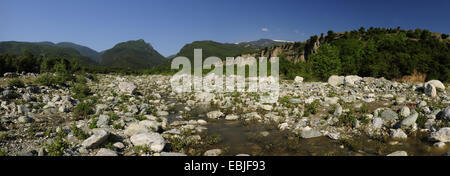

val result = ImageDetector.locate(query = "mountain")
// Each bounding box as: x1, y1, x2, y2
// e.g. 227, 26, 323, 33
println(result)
0, 41, 97, 65
99, 39, 166, 69
175, 40, 259, 61
56, 42, 101, 62
235, 39, 293, 49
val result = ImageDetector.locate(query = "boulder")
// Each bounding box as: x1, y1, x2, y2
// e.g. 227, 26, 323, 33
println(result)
130, 132, 166, 153
300, 127, 322, 139
390, 129, 407, 139
294, 76, 304, 83
425, 80, 445, 91
372, 118, 383, 129
400, 111, 418, 128
225, 114, 239, 121
425, 83, 437, 98
203, 149, 222, 156
387, 151, 408, 156
430, 127, 450, 142
328, 75, 344, 86
437, 107, 450, 121
207, 111, 224, 119
344, 75, 362, 86
82, 129, 110, 149
399, 106, 410, 118
118, 82, 137, 95
380, 110, 398, 125
124, 123, 150, 136
95, 148, 118, 156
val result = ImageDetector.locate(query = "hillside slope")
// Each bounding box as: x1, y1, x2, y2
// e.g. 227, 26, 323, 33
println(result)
99, 39, 166, 69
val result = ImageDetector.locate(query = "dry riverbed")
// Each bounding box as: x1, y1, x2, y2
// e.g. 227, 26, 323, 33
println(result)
0, 73, 449, 156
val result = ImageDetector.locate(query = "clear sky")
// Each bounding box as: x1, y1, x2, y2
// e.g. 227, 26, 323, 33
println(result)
1, 0, 449, 56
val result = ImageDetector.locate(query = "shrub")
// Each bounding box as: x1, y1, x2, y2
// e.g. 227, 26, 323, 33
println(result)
8, 78, 25, 88
70, 123, 89, 140
73, 102, 93, 119
45, 137, 70, 156
71, 84, 91, 99
89, 117, 98, 129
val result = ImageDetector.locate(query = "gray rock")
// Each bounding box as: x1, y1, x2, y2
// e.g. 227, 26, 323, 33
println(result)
425, 83, 437, 98
124, 123, 150, 136
207, 111, 224, 119
381, 110, 398, 124
82, 129, 110, 149
372, 118, 383, 129
437, 107, 450, 121
225, 114, 239, 121
97, 115, 110, 128
95, 148, 118, 156
294, 76, 304, 83
300, 127, 322, 139
204, 149, 222, 156
344, 75, 362, 86
387, 151, 408, 156
18, 116, 32, 123
328, 75, 344, 86
160, 152, 187, 156
139, 120, 159, 132
399, 106, 410, 117
333, 105, 343, 116
425, 80, 445, 91
400, 111, 418, 128
430, 127, 450, 142
390, 129, 407, 139
130, 132, 166, 153
118, 82, 137, 95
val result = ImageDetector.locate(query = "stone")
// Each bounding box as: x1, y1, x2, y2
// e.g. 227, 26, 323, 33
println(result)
124, 123, 150, 136
425, 80, 445, 91
113, 142, 125, 150
118, 82, 137, 95
434, 142, 446, 148
204, 149, 222, 156
294, 76, 304, 83
139, 120, 159, 131
207, 111, 224, 119
225, 114, 239, 121
333, 105, 343, 116
97, 115, 110, 128
400, 111, 418, 128
328, 75, 345, 86
160, 152, 187, 156
437, 107, 450, 121
425, 83, 437, 98
324, 97, 338, 105
344, 75, 362, 86
130, 132, 166, 153
18, 116, 32, 123
399, 106, 410, 117
261, 105, 273, 111
390, 129, 407, 139
327, 133, 340, 140
300, 127, 322, 139
430, 127, 450, 142
387, 151, 408, 156
82, 129, 110, 149
380, 110, 398, 124
95, 148, 118, 156
95, 104, 109, 114
372, 118, 383, 129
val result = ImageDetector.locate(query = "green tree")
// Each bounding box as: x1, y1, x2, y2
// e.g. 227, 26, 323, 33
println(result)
309, 43, 341, 80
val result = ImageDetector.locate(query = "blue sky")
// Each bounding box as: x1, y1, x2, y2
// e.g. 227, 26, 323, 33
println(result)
1, 0, 449, 56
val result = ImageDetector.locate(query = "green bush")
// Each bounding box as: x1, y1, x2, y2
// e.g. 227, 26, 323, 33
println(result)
73, 102, 93, 119
71, 84, 91, 99
7, 78, 25, 88
70, 123, 89, 140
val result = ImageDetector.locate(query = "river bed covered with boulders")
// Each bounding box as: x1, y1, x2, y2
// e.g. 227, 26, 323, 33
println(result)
0, 73, 449, 156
